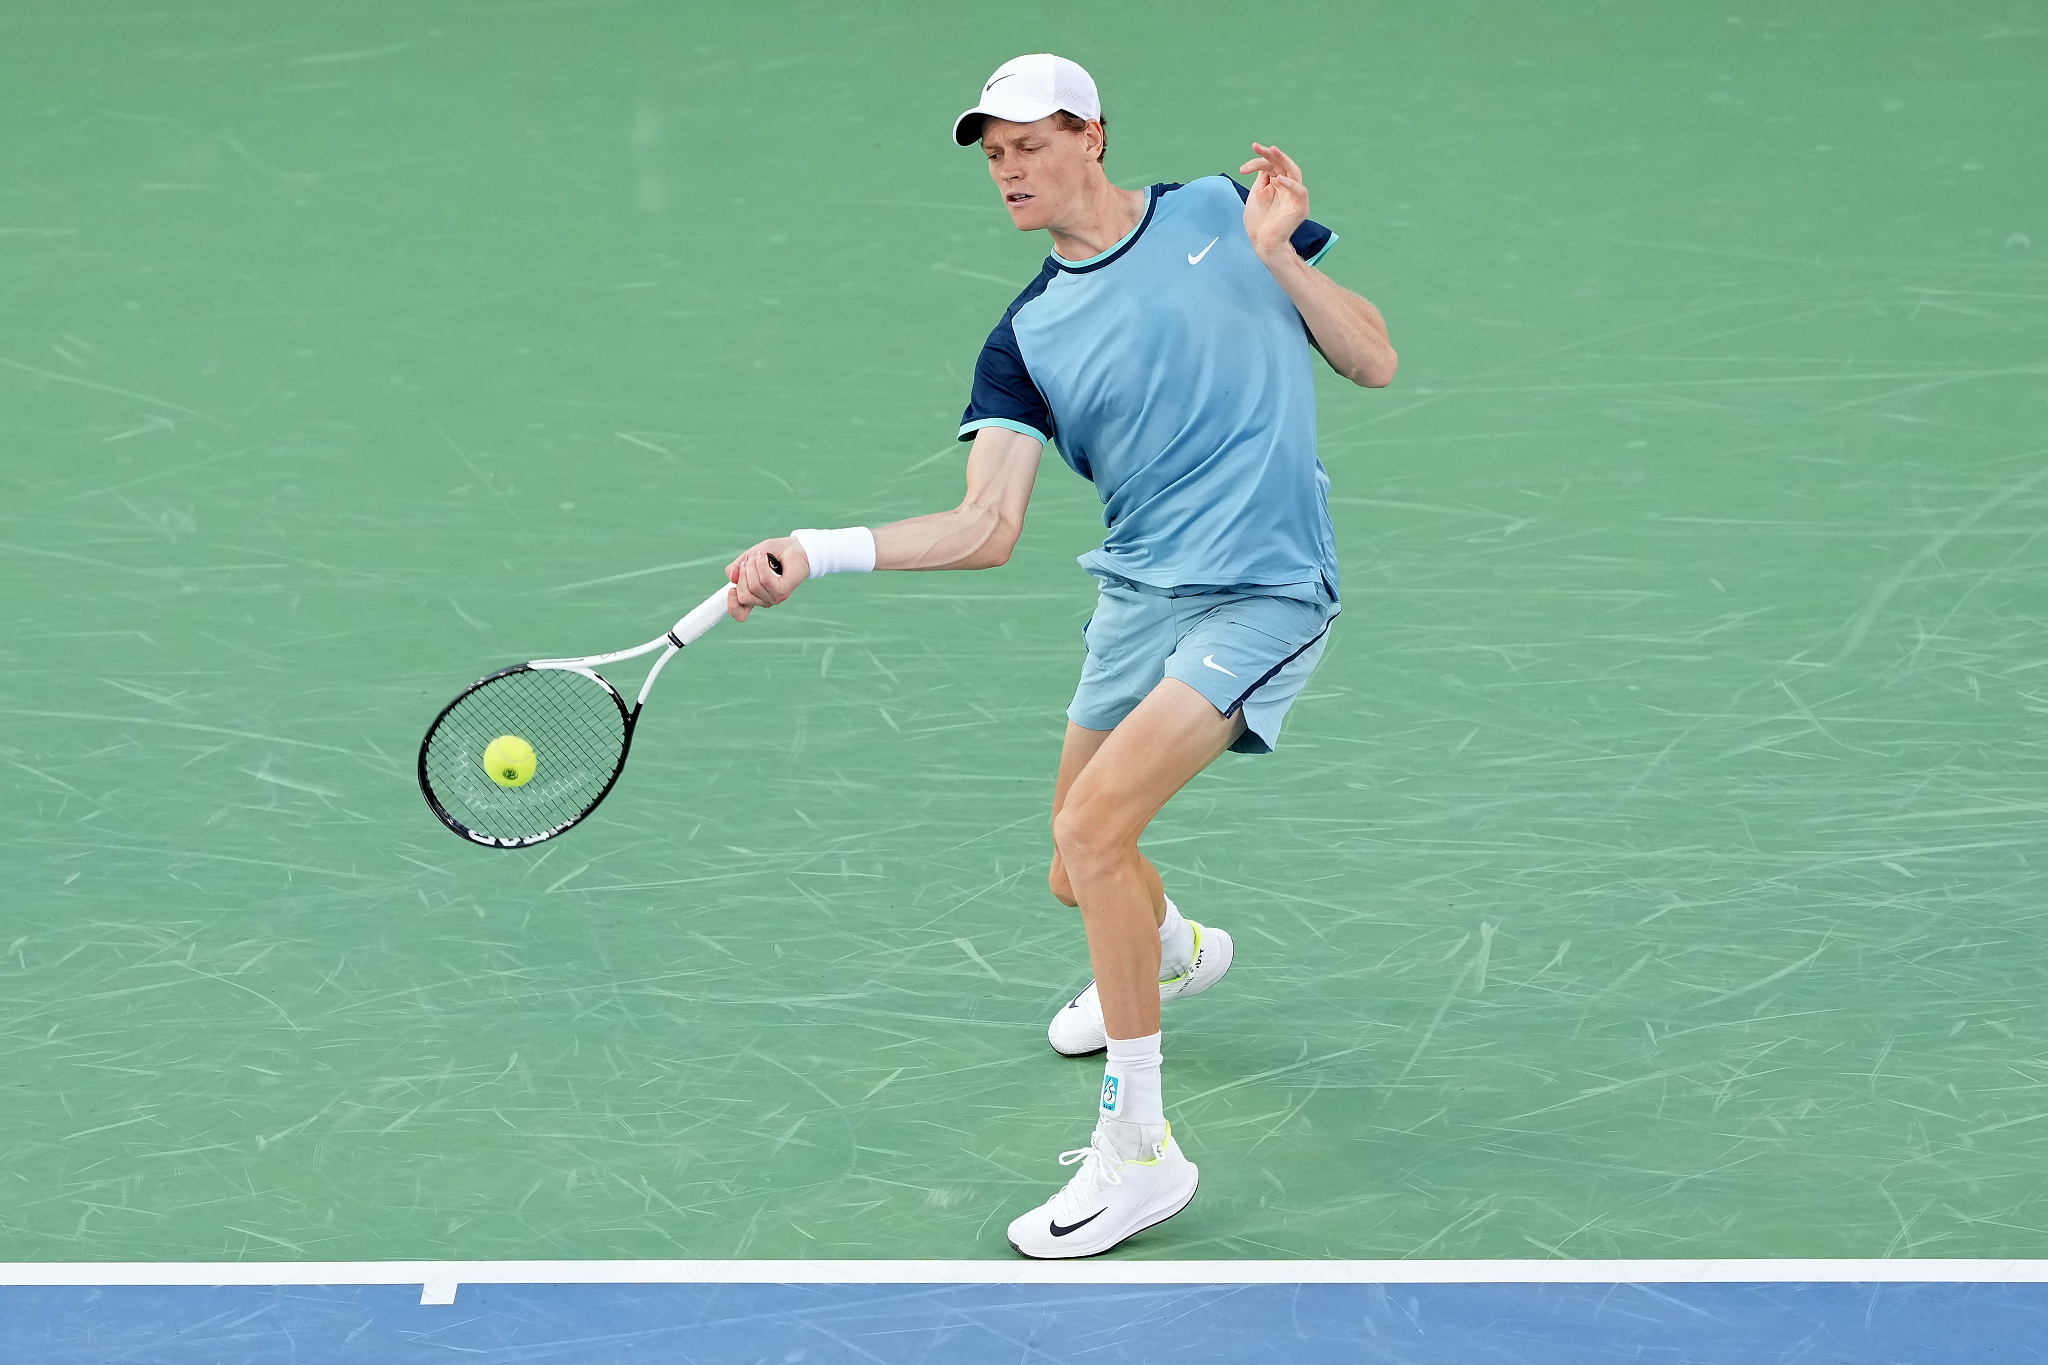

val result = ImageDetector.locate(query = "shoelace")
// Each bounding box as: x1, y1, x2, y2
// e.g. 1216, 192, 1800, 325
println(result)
1047, 1130, 1124, 1220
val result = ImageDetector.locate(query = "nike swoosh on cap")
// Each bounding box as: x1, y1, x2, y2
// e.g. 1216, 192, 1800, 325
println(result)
985, 73, 1014, 91
1049, 1208, 1107, 1237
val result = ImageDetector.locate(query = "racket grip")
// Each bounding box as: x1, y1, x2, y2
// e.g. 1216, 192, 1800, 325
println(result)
668, 554, 785, 646
667, 584, 737, 648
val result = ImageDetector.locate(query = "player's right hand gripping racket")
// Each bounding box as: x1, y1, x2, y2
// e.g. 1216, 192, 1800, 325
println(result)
417, 564, 770, 848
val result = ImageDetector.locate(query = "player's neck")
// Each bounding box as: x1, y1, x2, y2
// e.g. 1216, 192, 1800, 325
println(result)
1046, 176, 1146, 264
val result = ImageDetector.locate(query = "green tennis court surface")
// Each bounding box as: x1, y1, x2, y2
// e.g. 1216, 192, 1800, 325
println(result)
2, 0, 2043, 1267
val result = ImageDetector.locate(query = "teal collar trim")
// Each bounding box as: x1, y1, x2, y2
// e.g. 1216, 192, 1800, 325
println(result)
1050, 186, 1159, 275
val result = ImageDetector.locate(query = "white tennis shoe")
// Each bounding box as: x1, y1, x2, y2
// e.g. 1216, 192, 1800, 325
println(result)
1047, 920, 1236, 1057
1006, 1121, 1199, 1259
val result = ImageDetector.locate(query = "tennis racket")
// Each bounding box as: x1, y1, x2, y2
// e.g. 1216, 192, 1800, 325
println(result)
416, 561, 772, 848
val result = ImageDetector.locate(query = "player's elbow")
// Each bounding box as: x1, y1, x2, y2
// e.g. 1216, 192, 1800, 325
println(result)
964, 532, 1018, 569
957, 505, 1021, 569
1351, 347, 1397, 388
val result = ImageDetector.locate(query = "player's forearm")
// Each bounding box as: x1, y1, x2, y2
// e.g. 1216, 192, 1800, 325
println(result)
872, 502, 1019, 571
724, 428, 1040, 618
1261, 252, 1397, 388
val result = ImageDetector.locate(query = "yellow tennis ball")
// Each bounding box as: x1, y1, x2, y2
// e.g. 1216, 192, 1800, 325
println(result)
482, 734, 536, 788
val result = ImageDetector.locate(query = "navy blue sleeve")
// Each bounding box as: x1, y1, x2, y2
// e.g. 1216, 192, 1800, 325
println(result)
958, 266, 1057, 444
1227, 175, 1337, 265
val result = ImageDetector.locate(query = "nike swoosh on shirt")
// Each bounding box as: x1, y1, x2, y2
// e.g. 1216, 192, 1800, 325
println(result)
1202, 655, 1238, 678
1187, 237, 1219, 265
1050, 1208, 1107, 1237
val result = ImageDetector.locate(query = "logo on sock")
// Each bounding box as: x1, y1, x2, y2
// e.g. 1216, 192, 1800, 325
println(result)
1100, 1075, 1120, 1114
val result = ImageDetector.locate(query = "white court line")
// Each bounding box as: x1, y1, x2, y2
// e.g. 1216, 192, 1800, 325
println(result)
4, 1261, 2048, 1306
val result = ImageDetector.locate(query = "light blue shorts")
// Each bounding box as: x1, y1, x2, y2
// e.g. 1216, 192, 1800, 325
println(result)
1068, 576, 1339, 755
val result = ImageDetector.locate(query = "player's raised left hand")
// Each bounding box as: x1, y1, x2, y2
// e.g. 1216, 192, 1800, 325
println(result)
1238, 142, 1310, 261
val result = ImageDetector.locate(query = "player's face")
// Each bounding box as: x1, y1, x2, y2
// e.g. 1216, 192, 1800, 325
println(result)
981, 116, 1100, 232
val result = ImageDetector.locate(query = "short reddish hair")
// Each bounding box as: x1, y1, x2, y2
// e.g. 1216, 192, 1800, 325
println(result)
1050, 110, 1108, 165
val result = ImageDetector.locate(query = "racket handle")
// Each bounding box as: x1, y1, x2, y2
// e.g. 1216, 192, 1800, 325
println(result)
666, 584, 737, 648
666, 554, 786, 647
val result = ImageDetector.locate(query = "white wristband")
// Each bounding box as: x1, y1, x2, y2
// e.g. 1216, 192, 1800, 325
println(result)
791, 526, 876, 576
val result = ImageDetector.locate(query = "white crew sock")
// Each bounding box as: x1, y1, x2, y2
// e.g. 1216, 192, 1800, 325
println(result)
1157, 897, 1195, 981
1101, 1032, 1165, 1130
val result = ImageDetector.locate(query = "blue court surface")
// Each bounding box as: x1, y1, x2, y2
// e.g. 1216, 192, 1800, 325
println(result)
4, 1262, 2045, 1363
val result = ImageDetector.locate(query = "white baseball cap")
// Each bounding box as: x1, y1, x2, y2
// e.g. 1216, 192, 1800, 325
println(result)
952, 53, 1101, 146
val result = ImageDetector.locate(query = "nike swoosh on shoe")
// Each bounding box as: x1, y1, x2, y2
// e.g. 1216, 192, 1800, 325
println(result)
1049, 1208, 1107, 1237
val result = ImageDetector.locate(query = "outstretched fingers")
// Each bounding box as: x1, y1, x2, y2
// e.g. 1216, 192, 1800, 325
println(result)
1252, 142, 1304, 183
1267, 171, 1308, 212
1240, 146, 1307, 219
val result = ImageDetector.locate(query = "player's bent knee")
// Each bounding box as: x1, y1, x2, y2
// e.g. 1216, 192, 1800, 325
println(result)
1051, 802, 1131, 871
1047, 858, 1079, 907
1050, 806, 1092, 862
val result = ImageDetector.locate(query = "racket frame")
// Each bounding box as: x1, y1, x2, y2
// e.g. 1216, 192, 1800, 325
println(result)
417, 579, 744, 849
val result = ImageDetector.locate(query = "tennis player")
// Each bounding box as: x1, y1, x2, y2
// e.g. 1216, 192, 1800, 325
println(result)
722, 53, 1396, 1257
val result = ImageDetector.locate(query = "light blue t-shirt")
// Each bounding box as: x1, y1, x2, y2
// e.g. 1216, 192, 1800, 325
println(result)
959, 175, 1341, 600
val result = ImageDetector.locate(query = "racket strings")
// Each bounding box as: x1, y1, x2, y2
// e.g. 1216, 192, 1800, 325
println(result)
422, 667, 629, 843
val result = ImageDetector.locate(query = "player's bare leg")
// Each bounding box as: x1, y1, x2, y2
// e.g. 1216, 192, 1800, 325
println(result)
1042, 704, 1242, 1058
1048, 723, 1167, 923
1053, 680, 1243, 1038
1008, 679, 1241, 1257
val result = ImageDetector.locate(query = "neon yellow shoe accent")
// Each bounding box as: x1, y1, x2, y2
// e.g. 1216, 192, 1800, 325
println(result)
1131, 1120, 1172, 1165
1104, 1118, 1171, 1166
1157, 922, 1202, 987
